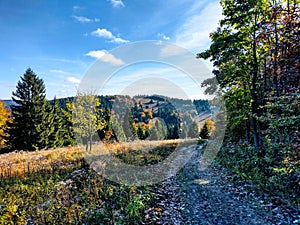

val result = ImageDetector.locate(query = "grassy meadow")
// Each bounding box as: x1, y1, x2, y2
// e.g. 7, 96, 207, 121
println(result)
0, 139, 197, 224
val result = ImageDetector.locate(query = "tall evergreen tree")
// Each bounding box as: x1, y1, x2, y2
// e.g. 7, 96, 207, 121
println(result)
122, 108, 137, 141
112, 117, 126, 142
137, 125, 145, 140
50, 97, 75, 148
149, 119, 167, 140
199, 120, 211, 140
62, 99, 76, 146
7, 68, 53, 151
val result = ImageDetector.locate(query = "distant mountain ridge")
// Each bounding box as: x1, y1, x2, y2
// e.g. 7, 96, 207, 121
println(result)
2, 94, 211, 115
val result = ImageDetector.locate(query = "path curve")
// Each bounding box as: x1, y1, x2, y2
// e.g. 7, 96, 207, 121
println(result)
149, 145, 300, 225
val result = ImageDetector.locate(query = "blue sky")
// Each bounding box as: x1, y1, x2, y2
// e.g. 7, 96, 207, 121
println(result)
0, 0, 222, 100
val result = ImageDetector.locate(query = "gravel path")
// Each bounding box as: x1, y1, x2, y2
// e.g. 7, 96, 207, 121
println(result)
149, 146, 300, 225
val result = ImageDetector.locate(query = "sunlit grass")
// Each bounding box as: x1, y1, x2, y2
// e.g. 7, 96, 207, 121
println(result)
0, 139, 198, 180
0, 139, 199, 224
0, 146, 82, 179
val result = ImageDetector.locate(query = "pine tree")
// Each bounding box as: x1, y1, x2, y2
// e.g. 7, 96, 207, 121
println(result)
137, 125, 144, 140
172, 124, 180, 139
199, 120, 211, 140
7, 68, 53, 151
50, 98, 75, 148
149, 119, 167, 140
122, 108, 137, 141
144, 127, 151, 139
112, 117, 126, 142
62, 99, 76, 146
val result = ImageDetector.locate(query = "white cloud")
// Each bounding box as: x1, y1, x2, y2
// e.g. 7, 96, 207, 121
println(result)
50, 69, 81, 76
160, 45, 187, 57
86, 50, 125, 66
86, 50, 106, 59
92, 28, 113, 39
113, 37, 128, 43
109, 0, 125, 8
50, 70, 82, 82
73, 15, 91, 23
175, 1, 222, 53
73, 5, 81, 12
66, 77, 81, 84
162, 35, 170, 41
72, 15, 99, 23
91, 28, 129, 44
50, 69, 67, 74
158, 33, 170, 41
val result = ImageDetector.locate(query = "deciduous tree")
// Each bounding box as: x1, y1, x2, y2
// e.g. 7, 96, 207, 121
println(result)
0, 101, 10, 149
71, 92, 106, 151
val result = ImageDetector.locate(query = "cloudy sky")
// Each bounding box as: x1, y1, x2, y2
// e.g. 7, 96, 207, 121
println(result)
0, 0, 222, 100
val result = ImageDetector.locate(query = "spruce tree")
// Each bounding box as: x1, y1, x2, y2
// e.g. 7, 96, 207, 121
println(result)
112, 117, 126, 142
122, 108, 137, 141
172, 124, 180, 139
149, 119, 167, 140
50, 97, 75, 148
7, 68, 53, 151
137, 125, 144, 140
199, 120, 211, 140
62, 99, 76, 146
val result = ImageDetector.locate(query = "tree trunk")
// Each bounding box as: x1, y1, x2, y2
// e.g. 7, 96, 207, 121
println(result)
89, 134, 92, 152
251, 17, 262, 150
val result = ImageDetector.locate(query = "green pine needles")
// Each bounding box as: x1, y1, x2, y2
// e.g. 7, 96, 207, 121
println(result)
6, 68, 73, 151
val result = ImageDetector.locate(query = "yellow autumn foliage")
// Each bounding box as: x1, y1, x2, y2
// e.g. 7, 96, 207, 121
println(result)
0, 100, 10, 148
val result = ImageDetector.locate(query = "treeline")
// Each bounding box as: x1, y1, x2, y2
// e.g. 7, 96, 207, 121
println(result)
198, 0, 299, 202
0, 68, 212, 152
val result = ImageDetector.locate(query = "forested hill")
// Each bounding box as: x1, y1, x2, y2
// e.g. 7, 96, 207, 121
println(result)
49, 94, 211, 141
3, 94, 210, 116
1, 93, 211, 151
48, 94, 210, 115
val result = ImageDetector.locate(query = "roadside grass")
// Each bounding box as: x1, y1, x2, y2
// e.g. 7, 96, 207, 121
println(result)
114, 139, 198, 166
0, 139, 198, 224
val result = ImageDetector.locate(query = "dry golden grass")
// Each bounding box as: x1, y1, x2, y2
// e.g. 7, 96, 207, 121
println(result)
0, 146, 82, 178
0, 139, 196, 179
103, 139, 183, 153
